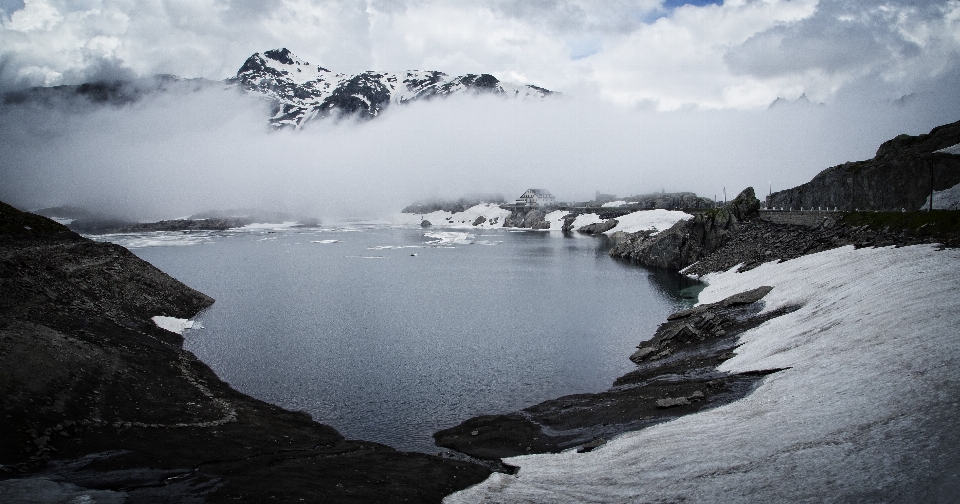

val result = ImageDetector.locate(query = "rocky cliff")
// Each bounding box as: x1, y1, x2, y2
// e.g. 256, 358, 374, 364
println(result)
0, 201, 489, 502
768, 119, 960, 211
609, 187, 761, 269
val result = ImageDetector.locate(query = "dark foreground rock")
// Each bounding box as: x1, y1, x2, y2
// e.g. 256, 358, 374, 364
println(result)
434, 286, 794, 460
0, 201, 490, 502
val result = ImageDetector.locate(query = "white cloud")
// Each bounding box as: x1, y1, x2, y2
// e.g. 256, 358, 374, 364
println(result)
0, 0, 959, 107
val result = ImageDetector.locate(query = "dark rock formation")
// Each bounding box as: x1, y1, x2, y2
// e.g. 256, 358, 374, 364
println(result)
768, 119, 960, 211
682, 210, 960, 277
102, 218, 254, 233
609, 187, 761, 269
402, 195, 506, 214
0, 201, 489, 502
620, 192, 716, 210
577, 219, 618, 235
504, 209, 550, 229
434, 286, 792, 460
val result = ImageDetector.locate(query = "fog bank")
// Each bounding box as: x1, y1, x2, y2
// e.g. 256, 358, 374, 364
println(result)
2, 80, 959, 222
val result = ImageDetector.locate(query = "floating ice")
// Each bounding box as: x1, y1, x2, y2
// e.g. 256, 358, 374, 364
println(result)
423, 231, 475, 246
88, 231, 217, 249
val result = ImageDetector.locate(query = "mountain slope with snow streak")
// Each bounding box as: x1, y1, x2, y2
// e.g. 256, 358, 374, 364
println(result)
448, 244, 960, 503
235, 48, 554, 128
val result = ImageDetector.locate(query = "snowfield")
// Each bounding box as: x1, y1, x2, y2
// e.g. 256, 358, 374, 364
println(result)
447, 244, 960, 503
394, 204, 513, 229
396, 204, 691, 235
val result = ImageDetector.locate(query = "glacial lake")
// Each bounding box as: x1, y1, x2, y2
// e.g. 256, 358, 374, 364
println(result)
118, 225, 699, 453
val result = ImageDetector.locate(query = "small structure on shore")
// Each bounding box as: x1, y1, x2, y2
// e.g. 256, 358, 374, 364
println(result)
516, 189, 556, 208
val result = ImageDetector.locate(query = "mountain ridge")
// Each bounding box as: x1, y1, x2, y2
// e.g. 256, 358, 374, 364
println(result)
1, 47, 556, 128
232, 47, 555, 128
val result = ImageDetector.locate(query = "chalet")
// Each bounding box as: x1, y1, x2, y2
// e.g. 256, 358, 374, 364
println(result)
516, 189, 556, 208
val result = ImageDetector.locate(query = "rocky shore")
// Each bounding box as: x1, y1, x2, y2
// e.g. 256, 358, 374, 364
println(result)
0, 201, 489, 502
435, 185, 960, 468
434, 286, 793, 460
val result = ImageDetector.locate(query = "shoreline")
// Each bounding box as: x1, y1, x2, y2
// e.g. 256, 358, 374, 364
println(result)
0, 202, 491, 502
446, 242, 960, 502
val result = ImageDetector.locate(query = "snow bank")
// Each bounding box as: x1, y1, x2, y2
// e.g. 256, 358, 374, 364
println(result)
447, 244, 960, 503
546, 209, 691, 235
920, 181, 960, 210
606, 209, 691, 234
152, 316, 195, 335
935, 142, 960, 155
393, 203, 512, 229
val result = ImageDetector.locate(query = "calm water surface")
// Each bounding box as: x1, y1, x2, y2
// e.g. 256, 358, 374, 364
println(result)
126, 225, 698, 453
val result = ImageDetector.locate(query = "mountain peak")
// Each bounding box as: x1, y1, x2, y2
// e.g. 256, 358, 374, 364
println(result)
235, 48, 555, 128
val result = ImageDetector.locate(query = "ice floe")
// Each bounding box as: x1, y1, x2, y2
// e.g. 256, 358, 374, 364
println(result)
447, 244, 960, 503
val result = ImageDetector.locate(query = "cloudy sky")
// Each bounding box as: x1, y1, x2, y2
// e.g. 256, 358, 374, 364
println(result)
2, 0, 960, 219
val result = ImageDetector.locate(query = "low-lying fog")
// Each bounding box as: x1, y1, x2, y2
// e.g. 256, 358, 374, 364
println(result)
2, 80, 959, 223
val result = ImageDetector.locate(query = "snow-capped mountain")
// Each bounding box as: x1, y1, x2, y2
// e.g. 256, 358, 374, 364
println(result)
234, 48, 554, 128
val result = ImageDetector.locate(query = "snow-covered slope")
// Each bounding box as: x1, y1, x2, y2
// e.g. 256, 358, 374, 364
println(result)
236, 48, 554, 128
396, 205, 691, 234
448, 244, 960, 502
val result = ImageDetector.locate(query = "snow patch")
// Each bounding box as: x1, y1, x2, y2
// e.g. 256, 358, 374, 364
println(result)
919, 181, 960, 210
606, 209, 692, 234
394, 203, 512, 229
935, 142, 960, 155
447, 245, 960, 503
152, 316, 195, 335
601, 200, 628, 207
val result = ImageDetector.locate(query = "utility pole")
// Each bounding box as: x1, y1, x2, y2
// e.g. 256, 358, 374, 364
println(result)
929, 163, 935, 212
723, 187, 726, 204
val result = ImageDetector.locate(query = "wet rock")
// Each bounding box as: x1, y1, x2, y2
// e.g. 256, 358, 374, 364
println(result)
656, 397, 691, 408
578, 219, 619, 235
576, 438, 607, 453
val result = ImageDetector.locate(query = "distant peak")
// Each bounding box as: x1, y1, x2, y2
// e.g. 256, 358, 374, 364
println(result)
264, 48, 296, 65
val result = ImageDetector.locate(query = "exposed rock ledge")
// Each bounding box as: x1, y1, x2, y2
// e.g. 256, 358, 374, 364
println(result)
0, 201, 489, 502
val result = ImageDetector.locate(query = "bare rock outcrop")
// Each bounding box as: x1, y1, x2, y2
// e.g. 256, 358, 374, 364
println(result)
768, 119, 960, 211
610, 187, 761, 269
